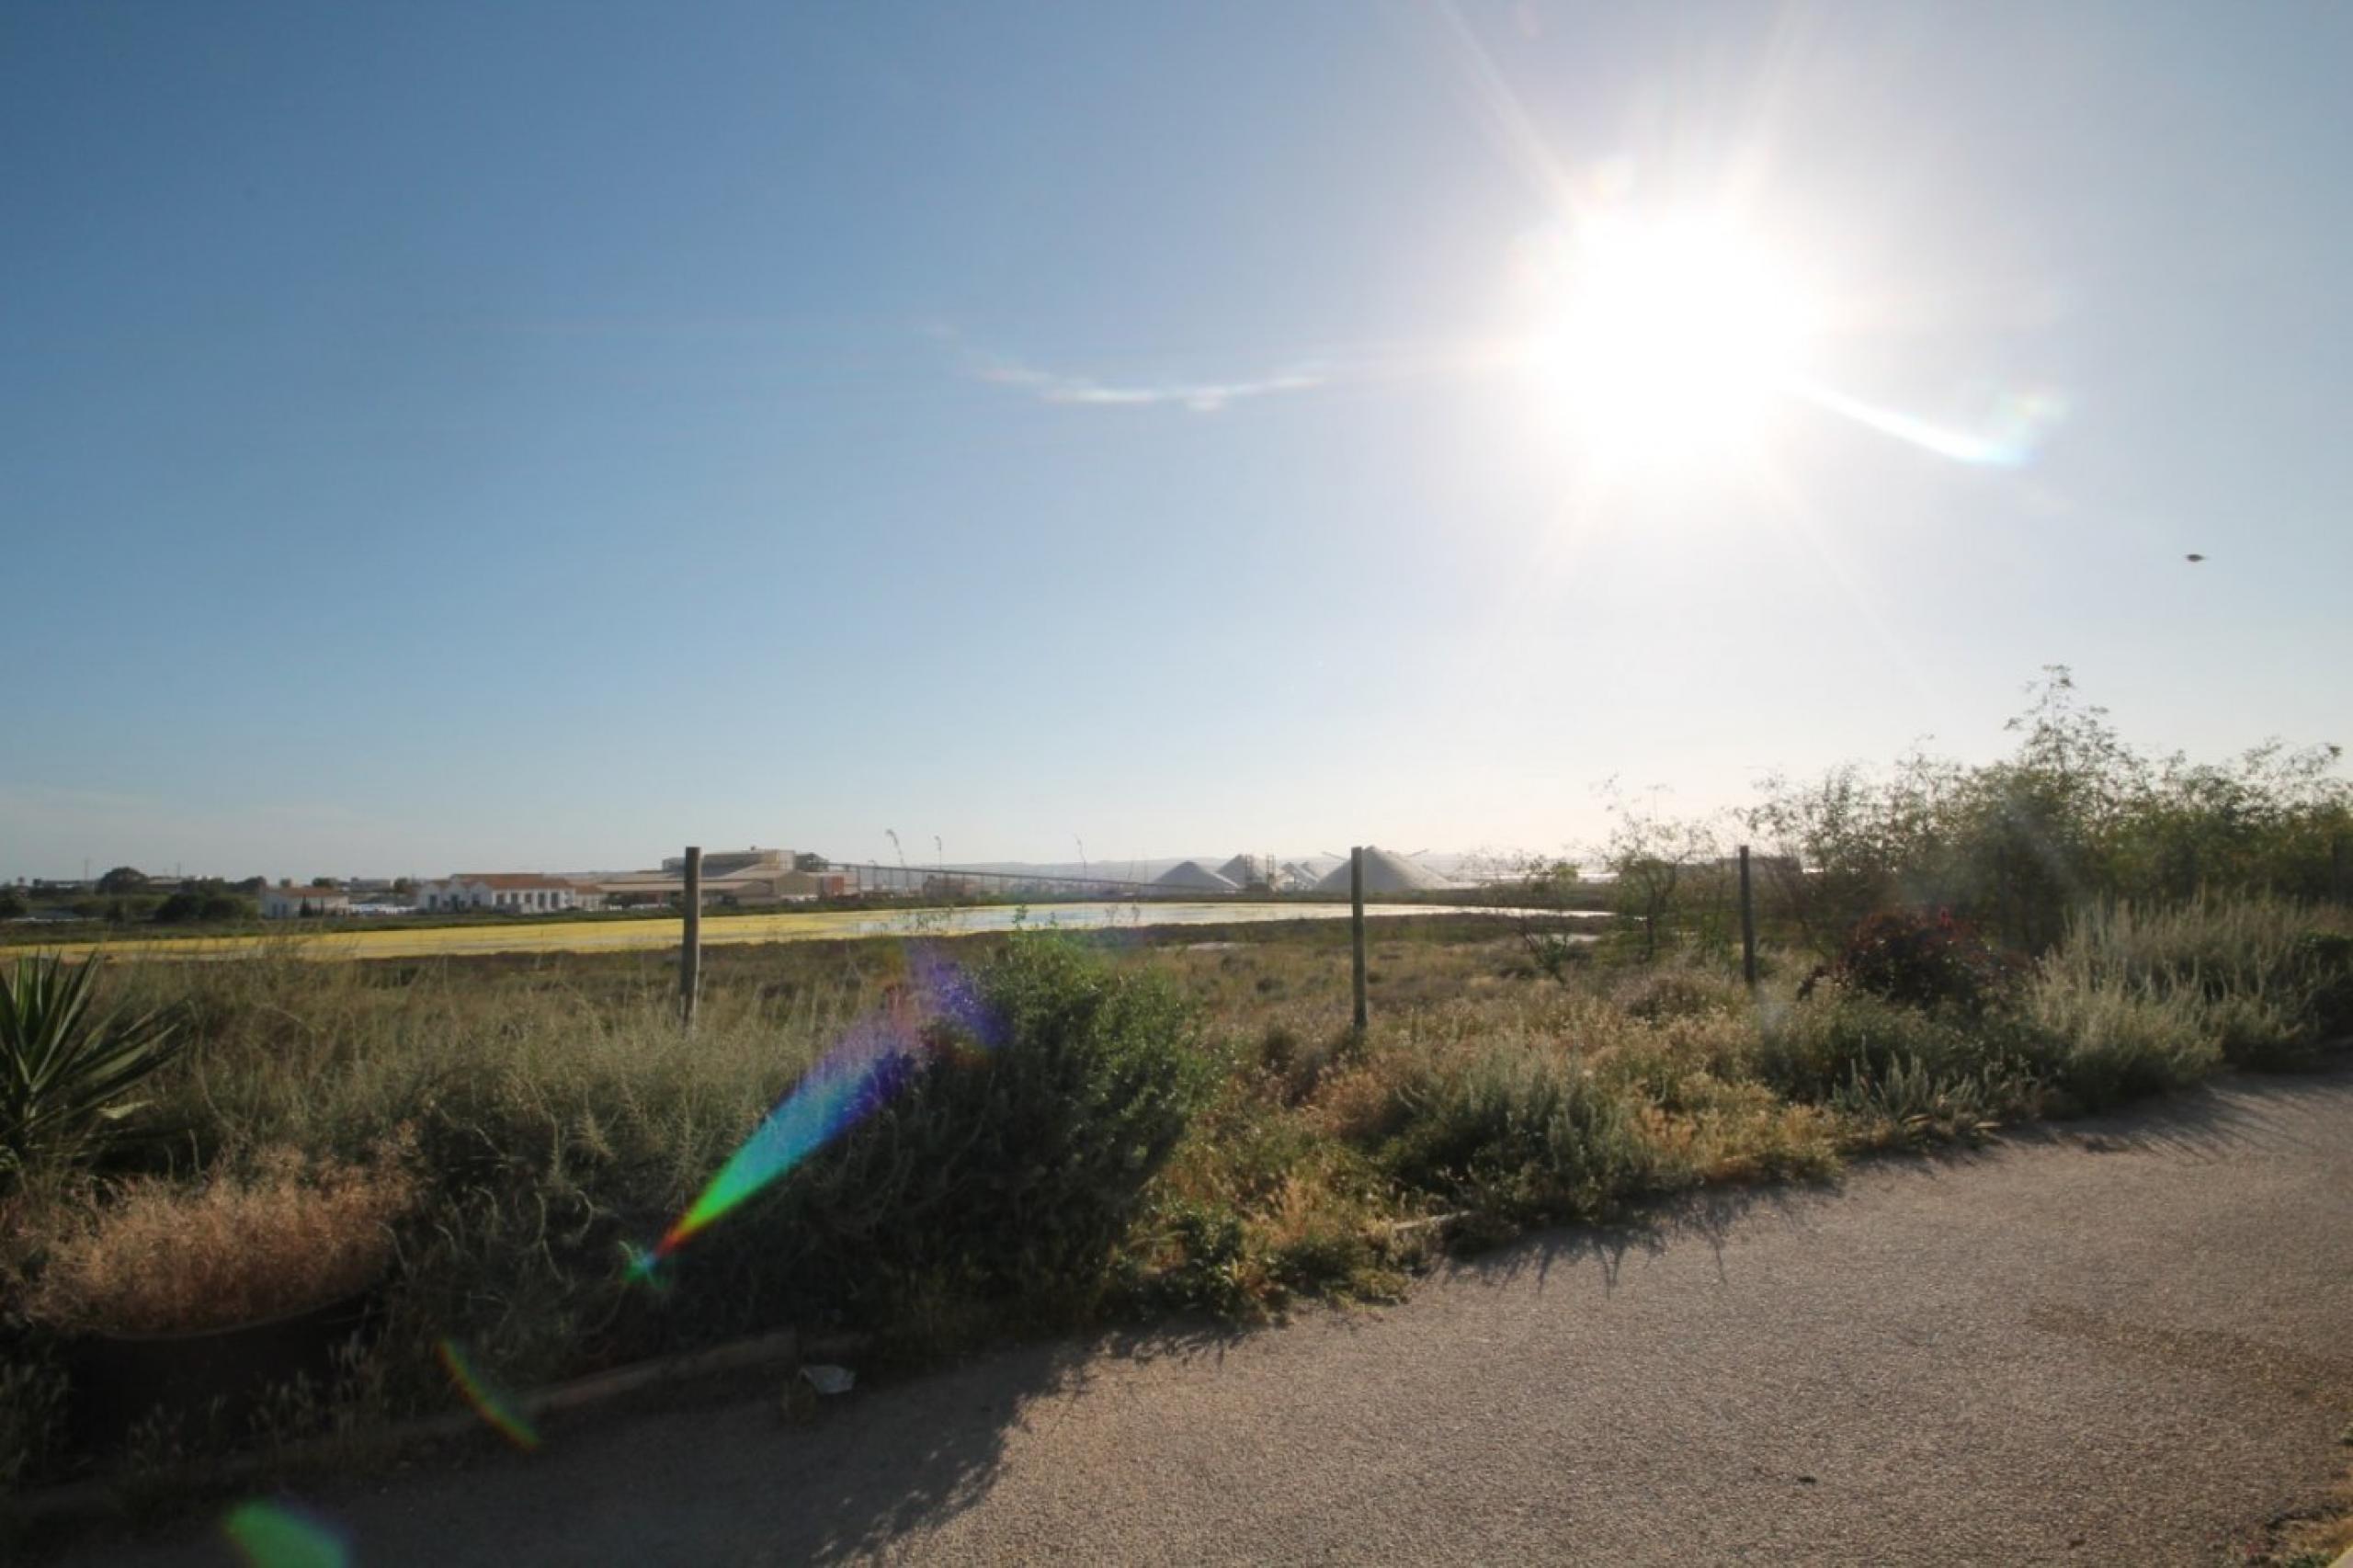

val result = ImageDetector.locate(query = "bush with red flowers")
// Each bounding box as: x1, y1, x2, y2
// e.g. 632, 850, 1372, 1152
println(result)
1813, 909, 2023, 1014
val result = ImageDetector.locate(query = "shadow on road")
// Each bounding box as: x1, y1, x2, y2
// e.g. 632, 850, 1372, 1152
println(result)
1433, 1178, 1838, 1300
40, 1319, 1256, 1568
2003, 1057, 2353, 1163
754, 1320, 1249, 1563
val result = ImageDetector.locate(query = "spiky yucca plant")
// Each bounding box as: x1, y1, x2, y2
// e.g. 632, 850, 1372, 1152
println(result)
1, 953, 185, 1184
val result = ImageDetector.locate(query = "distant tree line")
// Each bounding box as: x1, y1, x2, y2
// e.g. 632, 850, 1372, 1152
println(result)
1496, 667, 2351, 963
1, 869, 264, 926
3, 871, 405, 926
1745, 668, 2351, 953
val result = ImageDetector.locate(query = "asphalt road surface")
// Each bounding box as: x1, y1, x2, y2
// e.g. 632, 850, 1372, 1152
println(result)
57, 1066, 2353, 1566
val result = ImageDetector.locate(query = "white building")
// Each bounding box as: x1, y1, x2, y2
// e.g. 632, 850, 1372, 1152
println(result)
416, 873, 606, 914
260, 884, 353, 919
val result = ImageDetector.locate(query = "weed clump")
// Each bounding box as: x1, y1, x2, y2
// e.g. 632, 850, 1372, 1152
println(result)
23, 1133, 419, 1335
1611, 963, 1747, 1023
1750, 991, 1990, 1105
2006, 897, 2351, 1103
1379, 1042, 1654, 1221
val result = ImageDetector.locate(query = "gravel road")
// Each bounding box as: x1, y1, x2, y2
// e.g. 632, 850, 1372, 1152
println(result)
57, 1066, 2353, 1565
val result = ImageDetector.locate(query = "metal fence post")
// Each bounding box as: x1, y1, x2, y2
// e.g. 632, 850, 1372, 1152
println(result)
1738, 844, 1757, 992
679, 846, 702, 1028
1351, 846, 1369, 1032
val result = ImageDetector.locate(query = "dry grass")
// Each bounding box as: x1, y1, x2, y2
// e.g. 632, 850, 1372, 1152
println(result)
22, 1131, 419, 1335
1632, 1081, 1842, 1185
2234, 1460, 2353, 1567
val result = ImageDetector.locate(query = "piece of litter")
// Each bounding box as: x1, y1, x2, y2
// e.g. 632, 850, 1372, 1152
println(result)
800, 1364, 855, 1395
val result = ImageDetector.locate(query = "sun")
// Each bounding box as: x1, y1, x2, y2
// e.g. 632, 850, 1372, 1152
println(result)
1526, 212, 1815, 469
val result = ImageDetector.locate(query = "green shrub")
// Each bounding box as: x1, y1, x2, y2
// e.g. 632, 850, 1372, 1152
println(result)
152, 891, 255, 925
1612, 962, 1747, 1023
1148, 1199, 1253, 1317
2037, 898, 2349, 1072
2015, 968, 2219, 1110
2053, 898, 2293, 993
707, 937, 1214, 1334
1252, 1017, 1358, 1105
1381, 1043, 1653, 1220
1827, 1054, 2007, 1144
2303, 932, 2353, 1040
2201, 992, 2315, 1071
1750, 991, 1986, 1104
1267, 1212, 1384, 1299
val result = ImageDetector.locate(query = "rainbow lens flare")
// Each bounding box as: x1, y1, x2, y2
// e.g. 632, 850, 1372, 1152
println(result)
633, 949, 991, 1274
435, 1339, 541, 1449
222, 1500, 350, 1568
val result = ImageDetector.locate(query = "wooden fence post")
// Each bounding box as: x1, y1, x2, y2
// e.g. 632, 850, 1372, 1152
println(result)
1350, 846, 1369, 1032
679, 846, 702, 1029
1738, 844, 1757, 992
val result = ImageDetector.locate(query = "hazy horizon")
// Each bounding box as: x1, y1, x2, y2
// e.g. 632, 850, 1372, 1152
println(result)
8, 3, 2349, 882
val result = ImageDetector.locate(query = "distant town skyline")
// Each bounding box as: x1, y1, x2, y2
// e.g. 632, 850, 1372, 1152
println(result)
6, 3, 2348, 880
5, 847, 1393, 889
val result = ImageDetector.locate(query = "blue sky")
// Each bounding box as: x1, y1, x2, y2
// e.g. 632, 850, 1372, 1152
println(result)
6, 1, 2348, 880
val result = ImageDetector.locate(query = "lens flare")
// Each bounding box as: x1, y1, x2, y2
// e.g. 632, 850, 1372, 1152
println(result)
644, 1010, 918, 1262
435, 1339, 541, 1449
1791, 379, 2068, 468
633, 949, 993, 1274
222, 1500, 350, 1568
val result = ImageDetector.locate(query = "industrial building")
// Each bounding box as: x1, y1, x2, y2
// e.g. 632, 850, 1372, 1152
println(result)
416, 874, 607, 914
597, 847, 849, 905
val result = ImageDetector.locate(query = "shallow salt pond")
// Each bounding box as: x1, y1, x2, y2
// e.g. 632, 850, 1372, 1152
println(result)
2, 900, 1602, 963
